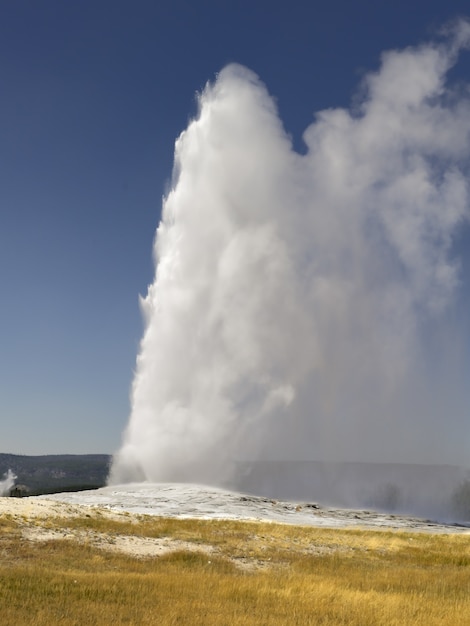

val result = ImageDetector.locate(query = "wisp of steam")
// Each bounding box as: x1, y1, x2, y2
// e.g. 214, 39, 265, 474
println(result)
110, 23, 470, 514
0, 470, 16, 497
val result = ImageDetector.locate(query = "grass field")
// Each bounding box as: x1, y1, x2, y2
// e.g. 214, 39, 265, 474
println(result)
0, 510, 469, 625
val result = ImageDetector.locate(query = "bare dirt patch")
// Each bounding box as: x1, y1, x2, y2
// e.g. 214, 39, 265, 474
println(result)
22, 525, 216, 559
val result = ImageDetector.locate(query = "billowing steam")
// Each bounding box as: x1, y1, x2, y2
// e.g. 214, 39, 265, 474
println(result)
110, 22, 470, 503
0, 470, 16, 496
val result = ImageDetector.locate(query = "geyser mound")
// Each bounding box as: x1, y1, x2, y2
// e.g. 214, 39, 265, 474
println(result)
110, 22, 470, 515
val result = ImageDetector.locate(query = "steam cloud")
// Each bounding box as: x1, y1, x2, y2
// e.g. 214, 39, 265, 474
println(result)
110, 23, 470, 494
0, 470, 16, 496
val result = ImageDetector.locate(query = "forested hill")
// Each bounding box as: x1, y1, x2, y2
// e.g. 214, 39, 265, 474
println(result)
0, 453, 111, 495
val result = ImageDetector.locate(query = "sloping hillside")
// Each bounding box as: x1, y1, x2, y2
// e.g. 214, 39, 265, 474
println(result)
0, 453, 110, 494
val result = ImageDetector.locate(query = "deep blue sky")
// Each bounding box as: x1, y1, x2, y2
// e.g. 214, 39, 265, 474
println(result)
1, 1, 469, 455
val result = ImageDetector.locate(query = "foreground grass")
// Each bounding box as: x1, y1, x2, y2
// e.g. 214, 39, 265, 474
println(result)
0, 512, 469, 625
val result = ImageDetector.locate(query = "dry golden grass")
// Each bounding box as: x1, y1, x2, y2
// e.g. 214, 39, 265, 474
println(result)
0, 510, 469, 625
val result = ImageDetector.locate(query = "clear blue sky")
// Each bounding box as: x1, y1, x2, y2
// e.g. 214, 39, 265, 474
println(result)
1, 0, 469, 455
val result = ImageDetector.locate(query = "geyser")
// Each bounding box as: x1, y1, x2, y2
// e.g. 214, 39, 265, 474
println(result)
110, 23, 470, 507
0, 470, 16, 497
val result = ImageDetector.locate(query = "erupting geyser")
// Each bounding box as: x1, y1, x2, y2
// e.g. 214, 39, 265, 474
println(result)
0, 470, 16, 497
110, 23, 470, 501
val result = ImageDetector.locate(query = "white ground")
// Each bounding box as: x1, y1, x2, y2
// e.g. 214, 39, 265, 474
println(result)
1, 483, 468, 561
33, 482, 470, 533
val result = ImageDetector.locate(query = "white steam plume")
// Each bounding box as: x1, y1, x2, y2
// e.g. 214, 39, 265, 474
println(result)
110, 22, 470, 491
0, 470, 16, 496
